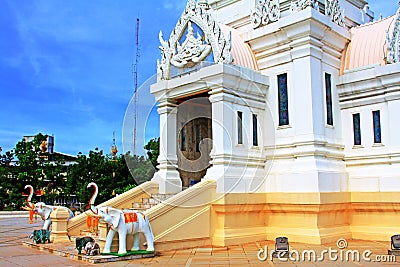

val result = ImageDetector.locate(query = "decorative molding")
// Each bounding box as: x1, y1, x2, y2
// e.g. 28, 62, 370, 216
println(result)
325, 0, 345, 27
386, 5, 400, 64
290, 0, 344, 27
360, 4, 372, 24
251, 0, 280, 29
290, 0, 318, 13
157, 0, 232, 80
208, 0, 241, 9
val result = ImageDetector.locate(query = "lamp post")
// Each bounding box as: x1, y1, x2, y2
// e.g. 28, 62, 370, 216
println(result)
110, 132, 118, 196
111, 147, 118, 161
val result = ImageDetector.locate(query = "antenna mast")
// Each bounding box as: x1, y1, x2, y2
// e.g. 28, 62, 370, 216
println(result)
133, 18, 140, 156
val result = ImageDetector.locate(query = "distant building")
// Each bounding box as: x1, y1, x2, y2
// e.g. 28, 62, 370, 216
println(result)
22, 135, 79, 207
23, 135, 77, 165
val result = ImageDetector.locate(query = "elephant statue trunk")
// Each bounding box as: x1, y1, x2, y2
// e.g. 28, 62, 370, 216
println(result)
87, 182, 99, 215
24, 185, 35, 210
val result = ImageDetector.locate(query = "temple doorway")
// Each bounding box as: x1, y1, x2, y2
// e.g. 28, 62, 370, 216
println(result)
176, 94, 212, 188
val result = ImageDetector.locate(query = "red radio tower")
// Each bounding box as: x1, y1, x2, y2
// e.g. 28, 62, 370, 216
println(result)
133, 18, 140, 156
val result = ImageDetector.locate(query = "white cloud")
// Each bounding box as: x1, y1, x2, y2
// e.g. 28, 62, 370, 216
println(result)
163, 1, 186, 11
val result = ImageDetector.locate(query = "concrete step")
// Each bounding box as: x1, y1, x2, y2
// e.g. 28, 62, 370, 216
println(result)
151, 194, 176, 201
132, 193, 177, 211
142, 198, 161, 205
132, 203, 156, 210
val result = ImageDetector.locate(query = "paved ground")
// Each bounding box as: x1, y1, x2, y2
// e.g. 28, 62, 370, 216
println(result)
1, 215, 400, 266
0, 216, 91, 267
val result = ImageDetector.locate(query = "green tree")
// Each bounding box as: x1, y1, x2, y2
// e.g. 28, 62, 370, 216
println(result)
14, 133, 47, 188
124, 153, 155, 185
65, 149, 154, 211
1, 134, 159, 211
12, 133, 49, 209
42, 153, 69, 204
65, 148, 108, 208
144, 138, 159, 169
0, 149, 15, 210
0, 133, 70, 210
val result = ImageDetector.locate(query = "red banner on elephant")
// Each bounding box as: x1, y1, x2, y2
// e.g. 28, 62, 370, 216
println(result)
123, 212, 138, 224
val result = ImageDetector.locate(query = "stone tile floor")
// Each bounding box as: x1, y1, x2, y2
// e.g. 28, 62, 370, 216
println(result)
1, 216, 400, 266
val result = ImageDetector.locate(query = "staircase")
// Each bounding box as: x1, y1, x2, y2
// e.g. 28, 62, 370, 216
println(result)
132, 194, 176, 210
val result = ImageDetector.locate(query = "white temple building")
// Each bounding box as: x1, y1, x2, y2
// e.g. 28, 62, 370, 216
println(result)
151, 0, 400, 195
146, 0, 400, 246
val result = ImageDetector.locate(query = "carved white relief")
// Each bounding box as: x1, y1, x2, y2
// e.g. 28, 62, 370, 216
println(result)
251, 0, 280, 29
170, 22, 212, 68
386, 5, 400, 64
290, 0, 318, 13
325, 0, 345, 27
290, 0, 343, 27
158, 0, 232, 80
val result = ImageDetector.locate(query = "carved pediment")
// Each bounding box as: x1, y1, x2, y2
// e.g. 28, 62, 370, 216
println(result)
170, 22, 212, 68
157, 0, 232, 80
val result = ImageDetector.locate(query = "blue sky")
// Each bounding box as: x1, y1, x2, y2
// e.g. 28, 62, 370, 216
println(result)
0, 0, 398, 157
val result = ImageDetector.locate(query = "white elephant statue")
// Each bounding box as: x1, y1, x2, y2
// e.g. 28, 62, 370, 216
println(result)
25, 185, 74, 230
87, 182, 155, 254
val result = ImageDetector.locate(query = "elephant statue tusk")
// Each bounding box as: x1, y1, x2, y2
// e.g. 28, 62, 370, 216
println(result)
24, 185, 35, 210
87, 182, 98, 215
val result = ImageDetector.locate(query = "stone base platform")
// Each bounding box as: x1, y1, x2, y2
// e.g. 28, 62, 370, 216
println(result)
22, 241, 155, 264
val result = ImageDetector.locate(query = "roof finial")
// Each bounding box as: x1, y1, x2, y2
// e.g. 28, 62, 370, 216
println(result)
198, 0, 210, 10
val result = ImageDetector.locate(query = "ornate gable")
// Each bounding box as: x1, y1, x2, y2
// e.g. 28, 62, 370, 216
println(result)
157, 0, 232, 80
386, 4, 400, 64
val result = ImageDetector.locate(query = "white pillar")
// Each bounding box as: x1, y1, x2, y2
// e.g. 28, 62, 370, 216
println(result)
151, 99, 182, 194
204, 87, 266, 193
203, 89, 234, 182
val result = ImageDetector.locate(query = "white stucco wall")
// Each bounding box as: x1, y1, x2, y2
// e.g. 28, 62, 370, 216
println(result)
338, 64, 400, 192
